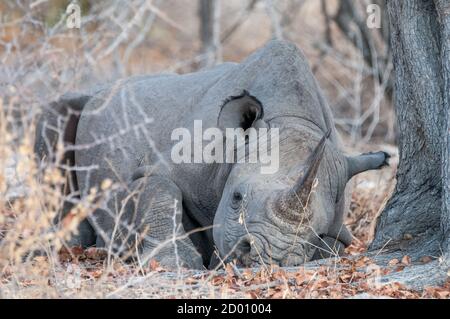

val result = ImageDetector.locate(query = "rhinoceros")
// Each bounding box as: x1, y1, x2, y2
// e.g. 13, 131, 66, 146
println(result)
34, 40, 389, 269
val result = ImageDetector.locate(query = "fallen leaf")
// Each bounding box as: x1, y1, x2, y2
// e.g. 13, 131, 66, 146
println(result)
420, 256, 433, 264
272, 268, 287, 281
436, 290, 449, 298
395, 265, 405, 272
90, 269, 103, 279
295, 273, 307, 285
388, 258, 399, 266
339, 274, 352, 283
58, 246, 85, 262
85, 247, 107, 261
249, 290, 260, 299
401, 255, 411, 265
355, 256, 372, 268
242, 268, 253, 280
211, 276, 224, 286
271, 290, 285, 299
148, 259, 160, 271
185, 277, 198, 285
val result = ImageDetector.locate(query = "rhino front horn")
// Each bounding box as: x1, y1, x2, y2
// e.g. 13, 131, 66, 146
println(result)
280, 129, 331, 212
293, 129, 331, 205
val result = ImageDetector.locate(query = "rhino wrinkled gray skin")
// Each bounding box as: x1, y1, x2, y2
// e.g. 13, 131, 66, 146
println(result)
35, 40, 389, 269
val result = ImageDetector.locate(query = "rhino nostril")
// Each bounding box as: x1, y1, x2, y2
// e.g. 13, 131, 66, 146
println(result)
235, 236, 254, 266
237, 237, 251, 255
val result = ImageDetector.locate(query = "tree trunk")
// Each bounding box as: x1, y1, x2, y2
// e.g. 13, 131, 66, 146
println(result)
333, 0, 392, 95
371, 0, 450, 262
198, 0, 222, 68
437, 0, 450, 255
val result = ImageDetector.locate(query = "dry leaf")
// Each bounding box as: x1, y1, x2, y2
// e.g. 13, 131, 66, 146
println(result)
339, 274, 352, 283
249, 290, 260, 299
355, 256, 372, 268
388, 258, 399, 266
271, 290, 285, 299
71, 246, 85, 256
148, 259, 160, 271
401, 255, 411, 265
436, 290, 449, 298
58, 246, 85, 262
90, 269, 103, 279
85, 247, 107, 261
211, 276, 224, 286
242, 268, 253, 280
395, 265, 405, 272
420, 256, 433, 264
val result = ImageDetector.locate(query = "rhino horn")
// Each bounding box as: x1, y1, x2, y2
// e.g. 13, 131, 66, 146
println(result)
283, 129, 331, 211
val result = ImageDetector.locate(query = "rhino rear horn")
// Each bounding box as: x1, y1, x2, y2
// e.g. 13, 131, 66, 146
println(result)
291, 129, 331, 207
346, 151, 390, 180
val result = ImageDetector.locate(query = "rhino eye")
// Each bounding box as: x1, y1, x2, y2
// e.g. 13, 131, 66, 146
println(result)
231, 192, 243, 209
233, 192, 243, 201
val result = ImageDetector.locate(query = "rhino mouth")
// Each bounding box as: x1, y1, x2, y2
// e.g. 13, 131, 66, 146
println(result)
214, 230, 351, 268
229, 233, 349, 267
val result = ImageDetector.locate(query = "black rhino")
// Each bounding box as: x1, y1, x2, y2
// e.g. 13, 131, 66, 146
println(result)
35, 40, 389, 269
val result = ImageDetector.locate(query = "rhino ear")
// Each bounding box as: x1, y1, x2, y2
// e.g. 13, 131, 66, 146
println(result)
217, 90, 264, 130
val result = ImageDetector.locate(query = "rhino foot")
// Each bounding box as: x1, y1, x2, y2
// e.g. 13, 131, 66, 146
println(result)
90, 172, 205, 270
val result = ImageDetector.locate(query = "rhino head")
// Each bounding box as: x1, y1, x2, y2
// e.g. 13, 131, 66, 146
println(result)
212, 91, 389, 267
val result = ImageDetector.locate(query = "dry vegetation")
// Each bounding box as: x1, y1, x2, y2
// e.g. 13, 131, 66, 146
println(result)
0, 0, 448, 298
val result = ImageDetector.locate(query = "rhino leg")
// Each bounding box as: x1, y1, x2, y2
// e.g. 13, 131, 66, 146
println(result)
93, 173, 203, 269
312, 193, 353, 261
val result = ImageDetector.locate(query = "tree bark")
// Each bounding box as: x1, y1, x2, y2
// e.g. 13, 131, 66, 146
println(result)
435, 0, 450, 255
371, 1, 450, 261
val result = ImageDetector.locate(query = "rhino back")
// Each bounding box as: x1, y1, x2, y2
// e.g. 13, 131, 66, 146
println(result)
74, 40, 341, 194
74, 63, 238, 193
195, 40, 340, 143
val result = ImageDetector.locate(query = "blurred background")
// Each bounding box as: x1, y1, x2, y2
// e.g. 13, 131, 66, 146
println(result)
0, 0, 395, 146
